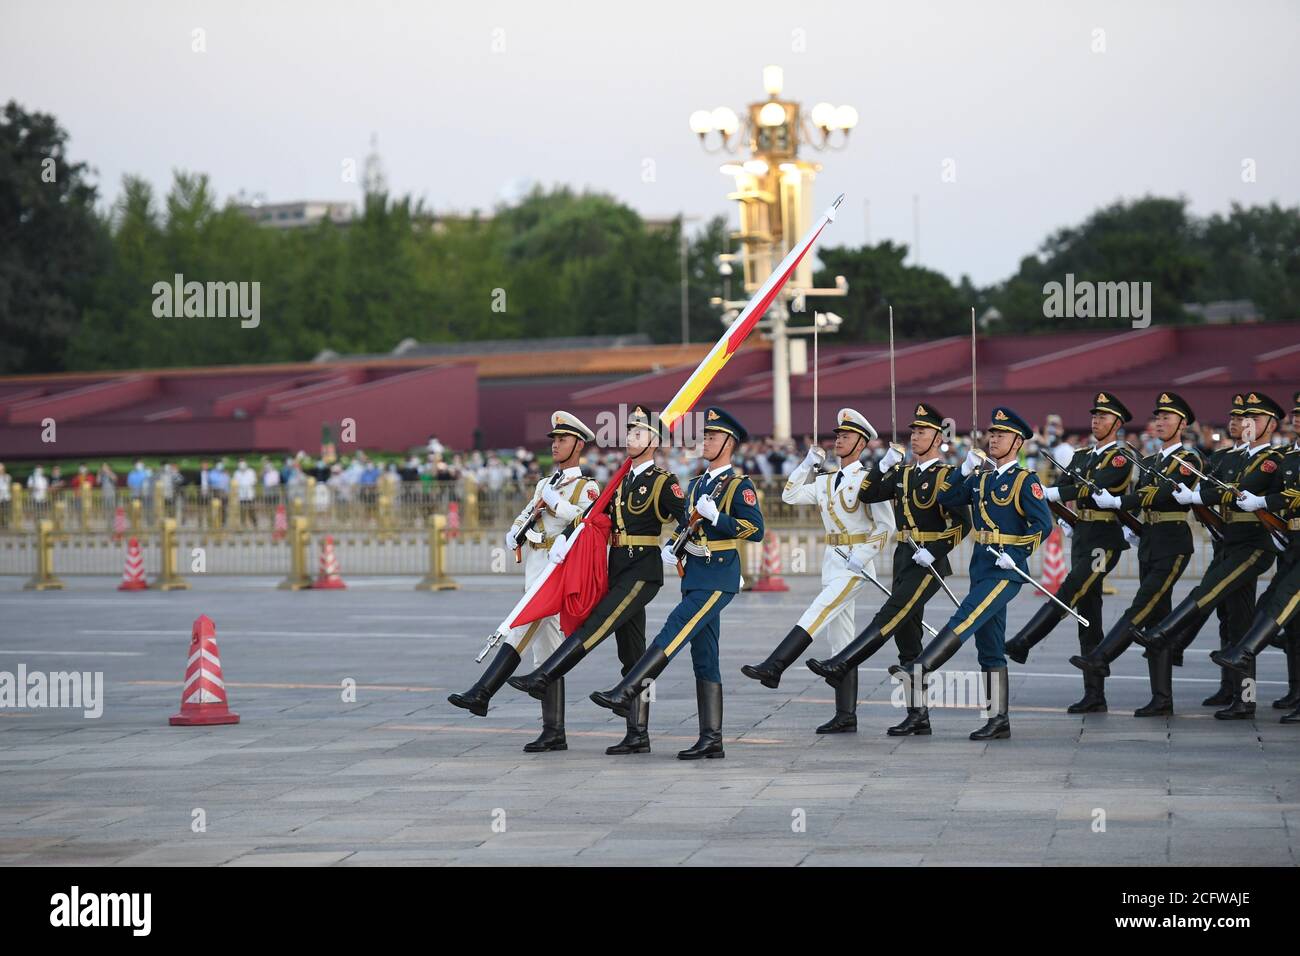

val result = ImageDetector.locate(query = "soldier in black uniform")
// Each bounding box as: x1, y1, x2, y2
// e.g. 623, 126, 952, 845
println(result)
1004, 392, 1135, 713
1136, 392, 1288, 720
805, 402, 971, 736
1210, 389, 1300, 723
508, 404, 687, 754
1069, 392, 1205, 715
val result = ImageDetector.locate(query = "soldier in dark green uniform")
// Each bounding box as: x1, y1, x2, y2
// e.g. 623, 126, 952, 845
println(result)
1136, 392, 1288, 720
508, 404, 687, 755
1070, 392, 1205, 715
1005, 392, 1135, 714
1211, 389, 1300, 723
805, 402, 971, 736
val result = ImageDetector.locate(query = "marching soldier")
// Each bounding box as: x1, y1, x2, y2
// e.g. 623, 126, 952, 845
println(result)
1210, 389, 1300, 723
1070, 392, 1205, 716
1004, 391, 1135, 714
889, 407, 1054, 739
806, 402, 971, 736
448, 411, 600, 751
1135, 392, 1287, 720
739, 408, 894, 733
590, 407, 764, 759
508, 404, 687, 755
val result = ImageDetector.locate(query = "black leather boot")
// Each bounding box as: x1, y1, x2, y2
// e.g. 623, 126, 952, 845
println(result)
889, 626, 963, 680
1067, 636, 1108, 713
969, 667, 1010, 740
1070, 616, 1140, 679
807, 623, 890, 688
1162, 607, 1212, 667
816, 668, 857, 733
606, 690, 650, 755
1214, 659, 1257, 720
1133, 595, 1201, 653
1274, 636, 1300, 709
591, 647, 669, 718
1282, 701, 1300, 724
1134, 645, 1174, 716
448, 644, 520, 717
678, 679, 725, 759
1005, 603, 1066, 664
741, 626, 813, 689
887, 704, 932, 736
1211, 614, 1282, 675
508, 634, 588, 701
1202, 634, 1236, 706
523, 677, 567, 752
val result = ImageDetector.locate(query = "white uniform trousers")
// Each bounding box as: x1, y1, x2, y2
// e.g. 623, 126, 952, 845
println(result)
503, 547, 564, 666
796, 548, 878, 654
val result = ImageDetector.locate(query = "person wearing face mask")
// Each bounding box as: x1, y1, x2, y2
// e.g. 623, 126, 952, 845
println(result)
1003, 392, 1136, 715
448, 411, 600, 753
739, 408, 895, 735
805, 403, 971, 737
889, 407, 1054, 741
508, 404, 688, 756
590, 406, 764, 760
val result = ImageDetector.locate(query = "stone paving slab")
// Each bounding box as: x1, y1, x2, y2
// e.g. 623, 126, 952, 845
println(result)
1, 574, 1297, 866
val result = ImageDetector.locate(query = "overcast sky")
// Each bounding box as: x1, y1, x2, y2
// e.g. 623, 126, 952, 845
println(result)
6, 0, 1298, 285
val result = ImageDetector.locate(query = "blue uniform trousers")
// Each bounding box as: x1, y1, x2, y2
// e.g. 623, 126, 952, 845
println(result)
649, 588, 735, 682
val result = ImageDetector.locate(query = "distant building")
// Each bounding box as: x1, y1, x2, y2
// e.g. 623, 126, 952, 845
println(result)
237, 201, 355, 229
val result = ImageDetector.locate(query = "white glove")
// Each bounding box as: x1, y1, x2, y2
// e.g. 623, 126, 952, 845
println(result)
541, 483, 563, 510
1122, 526, 1140, 548
1044, 486, 1061, 503
911, 546, 935, 568
1236, 490, 1267, 512
803, 447, 826, 470
660, 544, 678, 566
879, 446, 904, 472
1091, 488, 1121, 510
506, 527, 521, 550
961, 449, 982, 476
547, 534, 572, 565
1172, 483, 1195, 505
844, 553, 866, 576
695, 495, 720, 525
993, 550, 1017, 571
1057, 518, 1073, 538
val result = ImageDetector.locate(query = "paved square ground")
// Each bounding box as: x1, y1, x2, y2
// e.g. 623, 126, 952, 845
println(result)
1, 573, 1297, 866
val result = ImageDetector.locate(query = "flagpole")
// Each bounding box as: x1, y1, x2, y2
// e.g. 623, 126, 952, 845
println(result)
475, 194, 847, 655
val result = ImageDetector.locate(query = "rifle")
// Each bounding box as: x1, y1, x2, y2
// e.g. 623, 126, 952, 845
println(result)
1118, 443, 1224, 542
671, 474, 738, 578
509, 471, 570, 564
1167, 451, 1290, 551
1045, 450, 1144, 538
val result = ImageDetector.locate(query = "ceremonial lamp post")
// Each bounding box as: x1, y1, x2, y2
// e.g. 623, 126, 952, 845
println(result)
690, 65, 855, 441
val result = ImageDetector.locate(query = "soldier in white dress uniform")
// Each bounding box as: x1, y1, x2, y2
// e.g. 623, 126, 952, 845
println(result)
448, 410, 601, 752
741, 408, 895, 732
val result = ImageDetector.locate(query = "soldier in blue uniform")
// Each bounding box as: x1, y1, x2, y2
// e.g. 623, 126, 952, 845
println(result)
590, 406, 764, 759
888, 407, 1054, 740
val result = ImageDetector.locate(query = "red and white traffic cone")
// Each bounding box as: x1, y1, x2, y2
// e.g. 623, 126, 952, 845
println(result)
112, 506, 127, 542
117, 537, 149, 591
752, 532, 790, 592
272, 504, 287, 541
447, 501, 460, 539
313, 534, 347, 589
169, 614, 239, 726
1039, 526, 1066, 595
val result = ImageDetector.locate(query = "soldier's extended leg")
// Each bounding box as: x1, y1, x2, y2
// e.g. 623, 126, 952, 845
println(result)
1073, 555, 1187, 679
808, 564, 938, 735
448, 642, 522, 717
743, 574, 866, 689
1007, 546, 1120, 667
590, 589, 733, 719
509, 577, 660, 701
